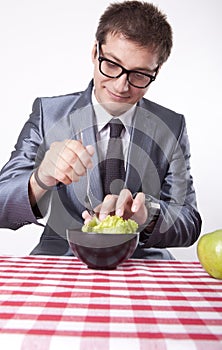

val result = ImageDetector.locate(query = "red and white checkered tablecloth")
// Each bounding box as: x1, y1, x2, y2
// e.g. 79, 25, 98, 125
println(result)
0, 256, 221, 350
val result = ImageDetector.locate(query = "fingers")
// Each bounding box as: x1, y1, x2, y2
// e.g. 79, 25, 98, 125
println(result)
63, 140, 94, 173
96, 189, 133, 221
131, 192, 145, 212
82, 210, 93, 224
82, 189, 148, 226
85, 145, 95, 156
38, 139, 95, 187
98, 190, 147, 225
97, 194, 117, 221
115, 189, 133, 218
130, 192, 148, 225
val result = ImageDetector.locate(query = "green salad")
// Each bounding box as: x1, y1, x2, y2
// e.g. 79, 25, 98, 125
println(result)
82, 215, 138, 234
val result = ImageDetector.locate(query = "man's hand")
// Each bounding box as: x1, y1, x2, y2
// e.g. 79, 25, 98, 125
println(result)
36, 139, 94, 187
29, 139, 94, 205
82, 189, 148, 226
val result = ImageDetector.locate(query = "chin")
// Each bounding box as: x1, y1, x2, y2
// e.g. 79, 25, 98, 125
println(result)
102, 101, 133, 116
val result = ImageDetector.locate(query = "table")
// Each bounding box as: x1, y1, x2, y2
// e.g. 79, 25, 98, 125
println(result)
0, 256, 221, 350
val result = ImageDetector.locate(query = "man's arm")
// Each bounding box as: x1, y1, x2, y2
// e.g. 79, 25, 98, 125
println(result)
140, 120, 202, 248
0, 98, 45, 229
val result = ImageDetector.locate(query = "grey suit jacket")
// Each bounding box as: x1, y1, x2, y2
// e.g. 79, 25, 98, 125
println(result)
0, 80, 201, 257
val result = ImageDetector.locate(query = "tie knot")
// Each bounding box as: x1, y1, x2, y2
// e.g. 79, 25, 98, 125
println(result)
109, 119, 124, 138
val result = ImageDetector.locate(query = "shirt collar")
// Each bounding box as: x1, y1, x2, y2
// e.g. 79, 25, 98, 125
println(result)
92, 89, 136, 133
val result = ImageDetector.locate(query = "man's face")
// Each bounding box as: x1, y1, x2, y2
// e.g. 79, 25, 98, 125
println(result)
92, 33, 159, 116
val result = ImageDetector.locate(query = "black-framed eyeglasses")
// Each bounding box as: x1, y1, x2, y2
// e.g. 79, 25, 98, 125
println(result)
97, 42, 159, 89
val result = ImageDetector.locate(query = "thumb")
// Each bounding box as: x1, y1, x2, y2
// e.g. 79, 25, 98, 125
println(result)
86, 145, 95, 156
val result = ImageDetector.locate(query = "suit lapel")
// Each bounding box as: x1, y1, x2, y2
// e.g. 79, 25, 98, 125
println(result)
125, 104, 158, 194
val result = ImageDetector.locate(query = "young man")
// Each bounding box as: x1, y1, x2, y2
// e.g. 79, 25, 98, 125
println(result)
0, 1, 201, 258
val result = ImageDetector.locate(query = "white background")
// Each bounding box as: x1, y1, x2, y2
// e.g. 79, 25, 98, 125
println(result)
0, 0, 221, 259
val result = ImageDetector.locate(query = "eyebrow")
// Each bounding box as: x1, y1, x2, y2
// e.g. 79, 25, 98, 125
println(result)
103, 50, 156, 74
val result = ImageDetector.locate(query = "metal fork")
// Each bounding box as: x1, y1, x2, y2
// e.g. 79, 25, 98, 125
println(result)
77, 129, 96, 217
84, 193, 96, 217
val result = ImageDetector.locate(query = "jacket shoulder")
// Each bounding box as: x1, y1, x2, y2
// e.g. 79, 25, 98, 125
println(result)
140, 97, 185, 134
30, 88, 90, 128
39, 80, 93, 109
37, 91, 83, 110
41, 90, 82, 101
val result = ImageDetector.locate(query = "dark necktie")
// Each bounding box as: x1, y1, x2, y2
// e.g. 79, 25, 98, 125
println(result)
101, 119, 126, 196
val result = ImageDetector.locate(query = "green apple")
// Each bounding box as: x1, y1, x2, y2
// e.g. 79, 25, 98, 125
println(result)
197, 229, 222, 279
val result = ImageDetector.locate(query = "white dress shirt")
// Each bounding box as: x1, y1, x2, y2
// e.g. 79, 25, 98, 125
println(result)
92, 91, 136, 168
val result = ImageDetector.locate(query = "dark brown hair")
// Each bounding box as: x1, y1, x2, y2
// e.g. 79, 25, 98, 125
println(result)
96, 1, 173, 66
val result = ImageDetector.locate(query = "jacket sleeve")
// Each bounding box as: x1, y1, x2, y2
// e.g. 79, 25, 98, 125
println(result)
140, 117, 202, 248
0, 98, 45, 230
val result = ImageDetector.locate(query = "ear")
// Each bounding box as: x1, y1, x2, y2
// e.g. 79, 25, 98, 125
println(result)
91, 41, 97, 63
156, 64, 162, 76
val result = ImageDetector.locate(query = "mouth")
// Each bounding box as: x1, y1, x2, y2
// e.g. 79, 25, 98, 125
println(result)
106, 88, 130, 102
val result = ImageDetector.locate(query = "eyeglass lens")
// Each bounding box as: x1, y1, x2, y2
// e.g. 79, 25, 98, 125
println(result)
100, 59, 153, 88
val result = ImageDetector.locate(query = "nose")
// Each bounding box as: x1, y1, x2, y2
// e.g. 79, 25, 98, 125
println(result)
113, 73, 129, 93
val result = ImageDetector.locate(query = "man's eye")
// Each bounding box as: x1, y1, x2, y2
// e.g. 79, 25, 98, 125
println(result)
106, 61, 118, 69
134, 72, 147, 80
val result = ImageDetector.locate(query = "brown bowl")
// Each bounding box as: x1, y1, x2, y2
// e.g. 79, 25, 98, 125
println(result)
67, 229, 139, 270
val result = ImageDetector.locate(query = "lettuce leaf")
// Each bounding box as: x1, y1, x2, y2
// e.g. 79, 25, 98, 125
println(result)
82, 215, 138, 233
